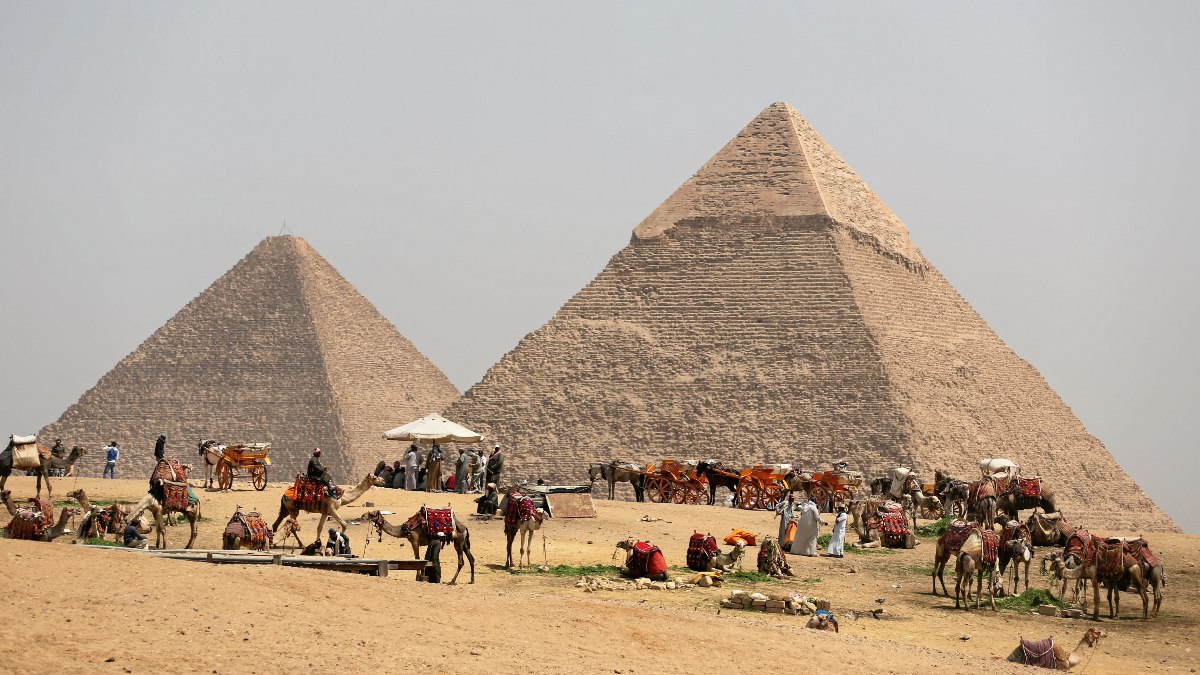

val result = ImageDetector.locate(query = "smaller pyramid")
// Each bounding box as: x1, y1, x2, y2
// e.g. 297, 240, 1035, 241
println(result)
41, 236, 458, 481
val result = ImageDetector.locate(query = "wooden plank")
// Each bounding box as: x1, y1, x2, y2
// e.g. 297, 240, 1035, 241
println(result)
545, 493, 596, 518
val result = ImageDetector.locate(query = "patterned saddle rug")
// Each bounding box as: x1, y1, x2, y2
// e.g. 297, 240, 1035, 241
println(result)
503, 495, 539, 529
939, 520, 977, 552
287, 475, 342, 511
687, 532, 721, 571
980, 529, 1000, 567
1096, 539, 1127, 576
1000, 520, 1030, 548
1065, 529, 1095, 563
1123, 537, 1160, 569
879, 511, 910, 548
161, 480, 192, 512
5, 497, 54, 540
402, 507, 455, 538
968, 478, 996, 506
224, 510, 272, 549
627, 541, 667, 579
757, 537, 788, 573
1017, 477, 1042, 498
1019, 637, 1057, 669
151, 459, 188, 483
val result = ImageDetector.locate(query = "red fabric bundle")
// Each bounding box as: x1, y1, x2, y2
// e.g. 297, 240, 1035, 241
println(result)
162, 481, 190, 512
1123, 538, 1160, 569
880, 511, 910, 548
423, 507, 455, 538
290, 475, 338, 511
225, 511, 272, 548
1017, 477, 1042, 498
504, 496, 537, 529
938, 520, 976, 552
1065, 530, 1095, 563
152, 459, 188, 483
981, 529, 999, 567
1001, 520, 1029, 548
1097, 540, 1126, 576
627, 541, 667, 579
686, 532, 720, 571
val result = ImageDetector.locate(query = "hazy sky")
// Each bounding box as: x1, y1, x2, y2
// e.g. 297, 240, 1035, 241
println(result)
1, 3, 1196, 530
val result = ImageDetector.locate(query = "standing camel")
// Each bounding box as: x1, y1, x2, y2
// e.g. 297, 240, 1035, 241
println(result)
502, 493, 547, 569
932, 520, 981, 596
128, 483, 201, 549
1006, 628, 1106, 670
1, 440, 87, 498
996, 477, 1058, 521
271, 473, 382, 540
1095, 538, 1149, 621
955, 529, 999, 611
966, 477, 998, 529
1025, 508, 1072, 547
363, 509, 475, 584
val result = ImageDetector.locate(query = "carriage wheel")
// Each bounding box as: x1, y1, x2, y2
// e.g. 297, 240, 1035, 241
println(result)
645, 476, 671, 503
949, 499, 966, 518
682, 484, 704, 506
736, 482, 760, 510
216, 461, 233, 490
809, 485, 829, 512
252, 464, 268, 491
759, 486, 784, 511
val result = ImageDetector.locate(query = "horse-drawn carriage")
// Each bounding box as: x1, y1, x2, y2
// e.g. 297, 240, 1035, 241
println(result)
214, 443, 271, 491
643, 459, 707, 505
735, 464, 790, 511
801, 465, 863, 512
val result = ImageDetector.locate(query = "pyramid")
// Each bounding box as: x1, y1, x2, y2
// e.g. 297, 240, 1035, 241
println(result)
446, 102, 1178, 532
41, 236, 459, 483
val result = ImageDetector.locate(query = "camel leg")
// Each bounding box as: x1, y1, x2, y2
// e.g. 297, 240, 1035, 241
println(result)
504, 528, 515, 568
520, 529, 530, 570
271, 501, 292, 533
152, 506, 166, 549
185, 507, 199, 549
1092, 574, 1101, 621
448, 538, 466, 585
974, 565, 983, 610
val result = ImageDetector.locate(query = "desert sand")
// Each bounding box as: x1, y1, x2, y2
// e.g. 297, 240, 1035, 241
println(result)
1, 474, 1196, 674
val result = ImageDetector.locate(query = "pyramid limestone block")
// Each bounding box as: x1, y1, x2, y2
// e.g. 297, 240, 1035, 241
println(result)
446, 103, 1177, 532
41, 236, 458, 483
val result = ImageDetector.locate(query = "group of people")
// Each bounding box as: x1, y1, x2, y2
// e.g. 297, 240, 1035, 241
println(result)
38, 433, 170, 480
774, 492, 848, 558
370, 443, 505, 494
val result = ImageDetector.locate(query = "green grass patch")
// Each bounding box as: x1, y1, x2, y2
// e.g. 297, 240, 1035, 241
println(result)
519, 564, 625, 577
817, 533, 832, 547
846, 546, 896, 555
721, 570, 783, 584
800, 577, 822, 584
83, 537, 122, 547
916, 515, 955, 538
909, 565, 935, 576
55, 497, 135, 508
995, 588, 1066, 612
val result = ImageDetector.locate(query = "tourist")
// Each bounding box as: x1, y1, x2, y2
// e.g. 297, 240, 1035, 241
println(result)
826, 505, 847, 558
123, 521, 147, 549
307, 448, 334, 497
426, 444, 444, 492
103, 441, 119, 479
454, 449, 469, 494
485, 444, 504, 487
404, 445, 420, 490
153, 433, 167, 461
790, 495, 822, 556
325, 528, 350, 555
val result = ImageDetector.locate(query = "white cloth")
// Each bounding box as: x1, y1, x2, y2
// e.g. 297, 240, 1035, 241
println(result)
827, 511, 847, 556
791, 501, 820, 556
404, 450, 419, 490
383, 413, 483, 444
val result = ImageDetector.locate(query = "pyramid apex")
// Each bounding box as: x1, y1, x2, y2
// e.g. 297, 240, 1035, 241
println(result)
634, 103, 922, 262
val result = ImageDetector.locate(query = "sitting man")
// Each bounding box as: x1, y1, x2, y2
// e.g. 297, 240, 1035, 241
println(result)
475, 483, 499, 516
325, 528, 351, 556
124, 521, 148, 549
307, 448, 335, 498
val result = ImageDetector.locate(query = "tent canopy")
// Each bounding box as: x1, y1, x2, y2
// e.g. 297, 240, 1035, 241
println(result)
383, 413, 482, 444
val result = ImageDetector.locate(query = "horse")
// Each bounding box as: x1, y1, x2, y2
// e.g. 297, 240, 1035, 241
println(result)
587, 462, 645, 502
696, 460, 740, 506
196, 439, 225, 489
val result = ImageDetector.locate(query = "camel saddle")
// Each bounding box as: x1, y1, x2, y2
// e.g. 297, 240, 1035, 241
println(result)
224, 510, 272, 549
288, 475, 342, 511
403, 506, 455, 539
879, 511, 910, 548
5, 497, 54, 540
1027, 510, 1072, 540
1065, 529, 1095, 564
1016, 477, 1042, 498
161, 480, 191, 512
938, 520, 977, 552
1123, 537, 1160, 569
626, 541, 667, 579
151, 458, 188, 484
686, 532, 721, 571
757, 537, 788, 573
503, 495, 538, 529
6, 438, 47, 472
980, 529, 1000, 567
881, 500, 904, 514
1019, 637, 1058, 669
968, 478, 996, 506
1000, 520, 1030, 548
1096, 538, 1127, 576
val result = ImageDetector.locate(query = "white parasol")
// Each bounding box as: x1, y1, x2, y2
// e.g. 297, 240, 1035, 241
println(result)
382, 413, 483, 445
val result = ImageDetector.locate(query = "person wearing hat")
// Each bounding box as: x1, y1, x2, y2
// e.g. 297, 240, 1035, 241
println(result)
153, 433, 167, 462
103, 441, 120, 479
825, 504, 848, 558
307, 448, 335, 498
485, 443, 504, 487
49, 438, 67, 476
475, 483, 499, 516
325, 527, 351, 556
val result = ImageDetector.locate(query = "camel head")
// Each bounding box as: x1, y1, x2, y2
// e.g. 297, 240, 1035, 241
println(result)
615, 538, 636, 552
69, 446, 88, 460
1083, 627, 1106, 646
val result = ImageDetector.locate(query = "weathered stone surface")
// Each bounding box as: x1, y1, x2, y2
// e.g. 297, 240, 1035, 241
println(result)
445, 103, 1175, 532
40, 236, 458, 482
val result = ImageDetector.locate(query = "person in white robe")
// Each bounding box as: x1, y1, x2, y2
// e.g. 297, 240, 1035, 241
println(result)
826, 505, 848, 557
791, 497, 822, 556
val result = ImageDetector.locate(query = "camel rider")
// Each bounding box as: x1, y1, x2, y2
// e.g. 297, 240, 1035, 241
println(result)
50, 438, 66, 476
307, 448, 335, 498
325, 528, 351, 555
154, 433, 167, 461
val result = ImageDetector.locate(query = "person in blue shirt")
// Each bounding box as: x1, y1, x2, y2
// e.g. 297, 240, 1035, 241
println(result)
103, 442, 120, 479
124, 521, 147, 548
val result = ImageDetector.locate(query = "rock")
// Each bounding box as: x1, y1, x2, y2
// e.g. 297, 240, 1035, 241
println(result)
766, 600, 786, 608
875, 598, 886, 604
749, 592, 769, 603
960, 635, 971, 641
730, 590, 749, 599
698, 575, 713, 588
363, 501, 374, 507
766, 606, 784, 613
665, 582, 676, 590
783, 607, 797, 616
848, 566, 860, 574
751, 600, 767, 609
649, 581, 666, 590
800, 601, 817, 615
586, 540, 593, 544
1037, 605, 1059, 616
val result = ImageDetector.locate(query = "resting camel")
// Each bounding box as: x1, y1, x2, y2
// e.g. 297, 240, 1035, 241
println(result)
1005, 628, 1106, 670
1, 490, 77, 541
996, 477, 1058, 520
1, 441, 87, 498
364, 509, 475, 584
66, 488, 148, 543
271, 473, 382, 540
501, 493, 548, 569
707, 541, 745, 572
1026, 508, 1072, 547
955, 535, 999, 611
586, 462, 645, 502
932, 521, 981, 596
128, 482, 201, 549
847, 498, 883, 548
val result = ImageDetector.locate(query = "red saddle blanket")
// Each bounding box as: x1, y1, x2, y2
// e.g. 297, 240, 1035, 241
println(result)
151, 459, 188, 483
224, 511, 272, 548
161, 480, 190, 512
879, 511, 910, 547
687, 532, 721, 571
627, 541, 667, 579
1096, 540, 1126, 576
881, 500, 904, 514
503, 496, 538, 529
1001, 521, 1029, 547
424, 507, 455, 538
981, 529, 999, 567
287, 475, 342, 510
5, 498, 54, 540
1019, 637, 1057, 669
1123, 538, 1160, 569
1065, 530, 1095, 563
938, 520, 977, 552
1017, 477, 1042, 498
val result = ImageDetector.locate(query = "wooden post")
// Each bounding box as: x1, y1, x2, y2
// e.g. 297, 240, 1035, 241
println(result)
377, 560, 389, 578
207, 552, 213, 563
273, 554, 282, 566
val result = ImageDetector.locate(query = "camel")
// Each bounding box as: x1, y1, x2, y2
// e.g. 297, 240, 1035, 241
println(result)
1144, 560, 1166, 618
276, 516, 304, 551
587, 462, 645, 502
501, 493, 547, 569
847, 498, 883, 548
757, 536, 794, 577
222, 509, 274, 551
996, 477, 1058, 520
1, 440, 87, 498
196, 439, 225, 489
955, 534, 999, 611
66, 488, 148, 543
1005, 628, 1106, 670
696, 461, 741, 506
890, 469, 941, 528
1046, 552, 1097, 613
128, 482, 201, 549
1026, 508, 1072, 547
271, 473, 382, 540
707, 541, 745, 572
615, 539, 668, 581
364, 509, 475, 584
999, 521, 1034, 595
1, 490, 77, 541
932, 521, 981, 596
966, 477, 998, 529
1095, 539, 1149, 621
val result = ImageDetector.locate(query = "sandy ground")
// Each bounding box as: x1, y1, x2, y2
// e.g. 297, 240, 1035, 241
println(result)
1, 474, 1196, 674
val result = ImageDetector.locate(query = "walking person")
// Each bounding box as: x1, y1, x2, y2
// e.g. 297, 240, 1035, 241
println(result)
825, 504, 848, 558
153, 433, 167, 461
774, 492, 797, 549
103, 441, 120, 479
404, 445, 420, 491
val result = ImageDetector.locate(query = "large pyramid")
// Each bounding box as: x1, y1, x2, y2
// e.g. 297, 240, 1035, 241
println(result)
446, 102, 1178, 532
41, 235, 458, 482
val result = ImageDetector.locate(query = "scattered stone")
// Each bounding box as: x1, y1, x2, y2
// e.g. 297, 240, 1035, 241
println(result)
960, 636, 971, 641
105, 658, 116, 663
1037, 605, 1059, 617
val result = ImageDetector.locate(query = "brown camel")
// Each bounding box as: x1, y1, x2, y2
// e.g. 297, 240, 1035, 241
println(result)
954, 530, 999, 611
1006, 628, 1106, 670
271, 473, 381, 540
1026, 508, 1072, 547
364, 509, 475, 584
1, 440, 87, 498
501, 493, 547, 569
966, 477, 998, 529
931, 520, 981, 596
222, 508, 274, 551
1, 490, 77, 541
1095, 538, 1149, 621
996, 476, 1058, 520
1046, 551, 1097, 613
128, 483, 201, 549
276, 516, 304, 551
846, 498, 883, 548
998, 521, 1035, 595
